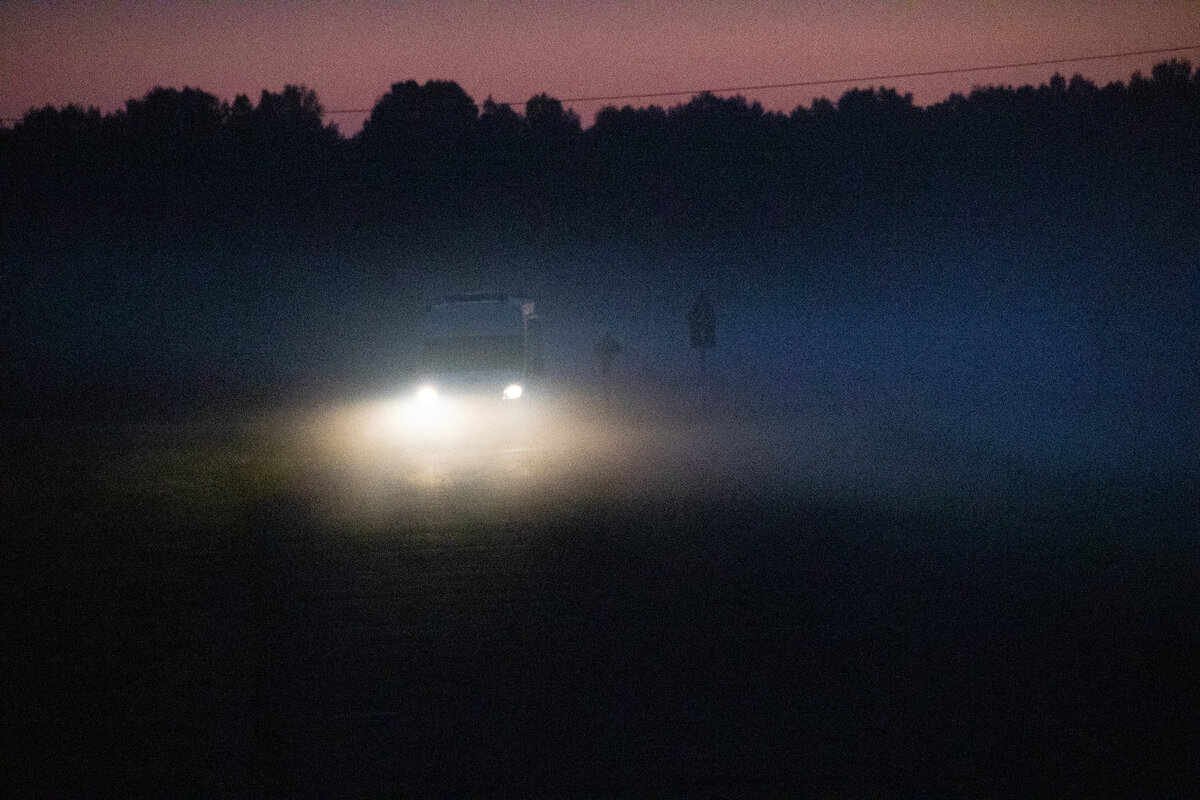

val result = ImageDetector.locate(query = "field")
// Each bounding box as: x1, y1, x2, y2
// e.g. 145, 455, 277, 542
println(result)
5, 385, 1196, 796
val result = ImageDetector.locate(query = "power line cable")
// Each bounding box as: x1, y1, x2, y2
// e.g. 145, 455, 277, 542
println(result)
3, 43, 1196, 123
327, 43, 1200, 115
494, 43, 1200, 107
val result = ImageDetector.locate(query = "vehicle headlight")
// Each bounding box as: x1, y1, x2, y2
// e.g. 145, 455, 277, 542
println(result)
416, 385, 439, 404
503, 383, 523, 400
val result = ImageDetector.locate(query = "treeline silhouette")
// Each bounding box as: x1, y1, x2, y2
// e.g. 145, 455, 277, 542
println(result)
2, 61, 1198, 231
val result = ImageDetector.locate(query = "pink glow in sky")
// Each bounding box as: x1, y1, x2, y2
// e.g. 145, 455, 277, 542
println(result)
2, 1, 1197, 133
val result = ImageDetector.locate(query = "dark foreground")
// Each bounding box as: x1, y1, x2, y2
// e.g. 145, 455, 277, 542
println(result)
3, 396, 1197, 798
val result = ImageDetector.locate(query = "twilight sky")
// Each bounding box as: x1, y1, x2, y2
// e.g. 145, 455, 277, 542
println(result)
2, 1, 1197, 133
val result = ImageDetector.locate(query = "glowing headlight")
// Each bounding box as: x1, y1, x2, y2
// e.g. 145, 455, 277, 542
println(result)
416, 385, 439, 404
503, 383, 523, 400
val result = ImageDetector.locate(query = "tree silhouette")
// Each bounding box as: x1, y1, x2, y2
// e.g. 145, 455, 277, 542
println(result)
2, 60, 1198, 230
356, 79, 479, 208
360, 79, 478, 146
117, 86, 224, 162
479, 96, 523, 142
524, 93, 582, 140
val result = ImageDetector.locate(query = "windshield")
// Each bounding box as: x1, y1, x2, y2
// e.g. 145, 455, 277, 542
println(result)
422, 335, 524, 373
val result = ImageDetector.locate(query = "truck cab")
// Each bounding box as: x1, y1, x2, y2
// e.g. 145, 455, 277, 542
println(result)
413, 293, 540, 405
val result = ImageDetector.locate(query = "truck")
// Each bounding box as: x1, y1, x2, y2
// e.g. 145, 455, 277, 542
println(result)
413, 293, 541, 404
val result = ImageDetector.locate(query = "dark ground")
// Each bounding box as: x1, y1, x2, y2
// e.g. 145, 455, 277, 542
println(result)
3, 391, 1198, 798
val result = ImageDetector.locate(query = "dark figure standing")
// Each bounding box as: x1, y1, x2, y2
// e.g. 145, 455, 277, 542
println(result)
688, 292, 716, 374
594, 331, 621, 377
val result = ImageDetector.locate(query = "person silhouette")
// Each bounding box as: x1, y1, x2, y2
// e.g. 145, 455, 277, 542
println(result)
594, 330, 621, 377
688, 292, 716, 374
